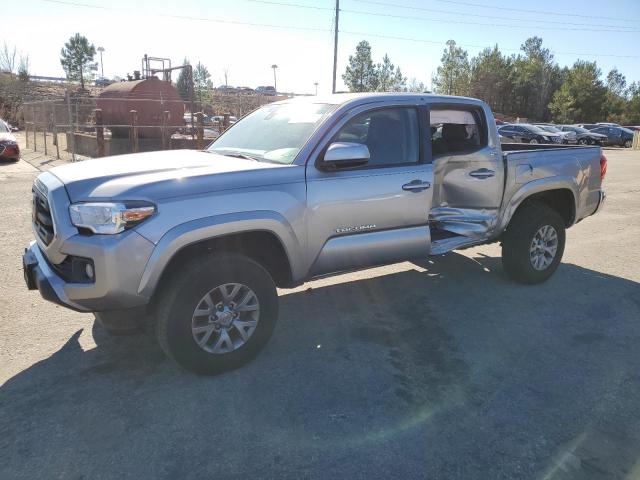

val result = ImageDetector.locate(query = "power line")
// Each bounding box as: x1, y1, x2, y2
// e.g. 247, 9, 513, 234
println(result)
430, 0, 639, 23
42, 0, 332, 33
247, 0, 639, 32
341, 8, 639, 33
341, 30, 640, 58
40, 0, 640, 59
347, 0, 639, 30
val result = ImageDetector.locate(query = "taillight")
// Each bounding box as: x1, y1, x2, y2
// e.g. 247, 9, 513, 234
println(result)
600, 153, 607, 182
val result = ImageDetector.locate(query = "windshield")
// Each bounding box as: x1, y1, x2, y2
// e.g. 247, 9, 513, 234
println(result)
208, 103, 335, 164
0, 121, 9, 133
540, 125, 561, 133
569, 126, 589, 134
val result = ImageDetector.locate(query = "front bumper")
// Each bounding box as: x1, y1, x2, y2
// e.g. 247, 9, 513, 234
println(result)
23, 228, 155, 312
23, 241, 87, 311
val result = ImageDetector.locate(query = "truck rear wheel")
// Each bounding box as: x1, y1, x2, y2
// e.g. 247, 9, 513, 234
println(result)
155, 254, 278, 374
501, 202, 566, 284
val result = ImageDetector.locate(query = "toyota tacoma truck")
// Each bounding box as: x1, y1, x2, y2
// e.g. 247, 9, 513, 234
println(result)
23, 93, 607, 374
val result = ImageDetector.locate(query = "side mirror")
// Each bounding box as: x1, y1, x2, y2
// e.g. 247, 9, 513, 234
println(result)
322, 142, 370, 169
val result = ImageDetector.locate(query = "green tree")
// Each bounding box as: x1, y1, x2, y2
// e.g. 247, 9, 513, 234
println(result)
175, 58, 191, 100
59, 33, 97, 89
623, 82, 640, 124
604, 68, 627, 122
432, 40, 470, 96
193, 61, 213, 102
469, 45, 513, 114
510, 37, 561, 121
549, 60, 607, 123
405, 77, 426, 93
375, 54, 406, 92
342, 41, 378, 92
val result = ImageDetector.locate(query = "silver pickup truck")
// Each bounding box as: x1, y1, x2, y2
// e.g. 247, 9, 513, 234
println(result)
23, 93, 607, 374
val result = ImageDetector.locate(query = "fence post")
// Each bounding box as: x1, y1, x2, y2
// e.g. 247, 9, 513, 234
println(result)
223, 112, 230, 132
130, 110, 139, 153
32, 105, 37, 151
162, 110, 170, 150
196, 112, 204, 150
52, 106, 60, 160
66, 93, 76, 162
42, 104, 48, 156
25, 106, 30, 149
95, 109, 105, 157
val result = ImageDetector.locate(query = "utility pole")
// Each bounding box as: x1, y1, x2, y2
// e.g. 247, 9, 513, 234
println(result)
97, 46, 105, 78
271, 64, 278, 92
314, 82, 318, 95
332, 0, 339, 94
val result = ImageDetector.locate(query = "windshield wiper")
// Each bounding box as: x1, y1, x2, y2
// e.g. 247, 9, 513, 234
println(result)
213, 151, 262, 162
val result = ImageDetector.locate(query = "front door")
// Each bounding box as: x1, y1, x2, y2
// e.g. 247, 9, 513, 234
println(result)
305, 104, 433, 277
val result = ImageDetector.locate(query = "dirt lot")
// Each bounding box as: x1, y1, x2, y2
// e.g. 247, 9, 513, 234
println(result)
1, 146, 639, 479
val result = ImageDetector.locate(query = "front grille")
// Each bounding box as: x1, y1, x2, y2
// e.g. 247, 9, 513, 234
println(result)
32, 187, 54, 245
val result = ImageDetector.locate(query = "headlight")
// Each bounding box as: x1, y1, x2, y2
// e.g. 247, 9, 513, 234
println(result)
542, 136, 550, 141
69, 202, 155, 234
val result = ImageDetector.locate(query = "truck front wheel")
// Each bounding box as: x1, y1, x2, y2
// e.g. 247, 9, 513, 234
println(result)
501, 202, 566, 284
155, 254, 278, 374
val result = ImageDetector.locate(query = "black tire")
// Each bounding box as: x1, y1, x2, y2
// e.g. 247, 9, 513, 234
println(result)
624, 139, 632, 148
529, 138, 539, 144
501, 202, 566, 284
578, 138, 588, 145
155, 254, 278, 375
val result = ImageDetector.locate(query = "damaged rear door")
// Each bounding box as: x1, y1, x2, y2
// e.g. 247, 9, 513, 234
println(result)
428, 104, 504, 239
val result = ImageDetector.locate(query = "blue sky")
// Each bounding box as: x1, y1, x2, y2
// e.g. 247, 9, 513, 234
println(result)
3, 0, 639, 94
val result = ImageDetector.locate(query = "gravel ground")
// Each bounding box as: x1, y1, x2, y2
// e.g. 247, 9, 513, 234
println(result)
1, 147, 639, 480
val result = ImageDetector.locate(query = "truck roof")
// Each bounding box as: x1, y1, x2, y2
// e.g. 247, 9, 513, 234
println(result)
274, 92, 486, 108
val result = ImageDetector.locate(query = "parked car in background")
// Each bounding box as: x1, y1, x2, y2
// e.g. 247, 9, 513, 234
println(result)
216, 85, 238, 94
559, 125, 608, 145
589, 125, 634, 148
498, 123, 563, 144
237, 87, 255, 95
575, 123, 599, 130
95, 77, 113, 87
2, 119, 18, 132
256, 86, 277, 96
597, 122, 620, 127
534, 124, 577, 144
0, 119, 20, 161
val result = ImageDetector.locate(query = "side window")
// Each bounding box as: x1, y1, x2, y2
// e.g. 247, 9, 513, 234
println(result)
333, 107, 419, 166
430, 108, 484, 157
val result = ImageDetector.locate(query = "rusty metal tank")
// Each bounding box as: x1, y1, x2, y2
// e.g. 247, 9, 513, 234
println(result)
96, 77, 184, 138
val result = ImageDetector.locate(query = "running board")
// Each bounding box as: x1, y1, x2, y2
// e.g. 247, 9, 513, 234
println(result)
430, 235, 482, 255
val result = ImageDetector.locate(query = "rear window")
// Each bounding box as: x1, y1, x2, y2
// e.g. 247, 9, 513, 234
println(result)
430, 108, 485, 156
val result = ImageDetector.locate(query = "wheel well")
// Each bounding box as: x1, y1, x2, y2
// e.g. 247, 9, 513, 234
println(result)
153, 231, 294, 300
517, 189, 576, 227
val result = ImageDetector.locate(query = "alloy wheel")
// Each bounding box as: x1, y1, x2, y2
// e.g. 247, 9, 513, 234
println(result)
529, 225, 558, 271
191, 283, 260, 354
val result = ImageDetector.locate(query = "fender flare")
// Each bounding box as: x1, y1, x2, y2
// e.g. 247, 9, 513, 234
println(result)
497, 176, 579, 233
137, 210, 302, 297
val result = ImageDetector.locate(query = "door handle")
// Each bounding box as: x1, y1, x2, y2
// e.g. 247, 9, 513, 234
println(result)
469, 168, 495, 179
402, 180, 431, 192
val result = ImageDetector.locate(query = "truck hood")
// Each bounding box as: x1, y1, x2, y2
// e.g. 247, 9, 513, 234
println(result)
50, 149, 292, 201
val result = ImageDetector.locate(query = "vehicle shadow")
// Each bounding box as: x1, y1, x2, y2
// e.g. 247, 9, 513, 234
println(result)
2, 252, 640, 479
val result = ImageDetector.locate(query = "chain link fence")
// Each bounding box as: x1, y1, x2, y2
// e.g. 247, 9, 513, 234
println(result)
22, 91, 282, 162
